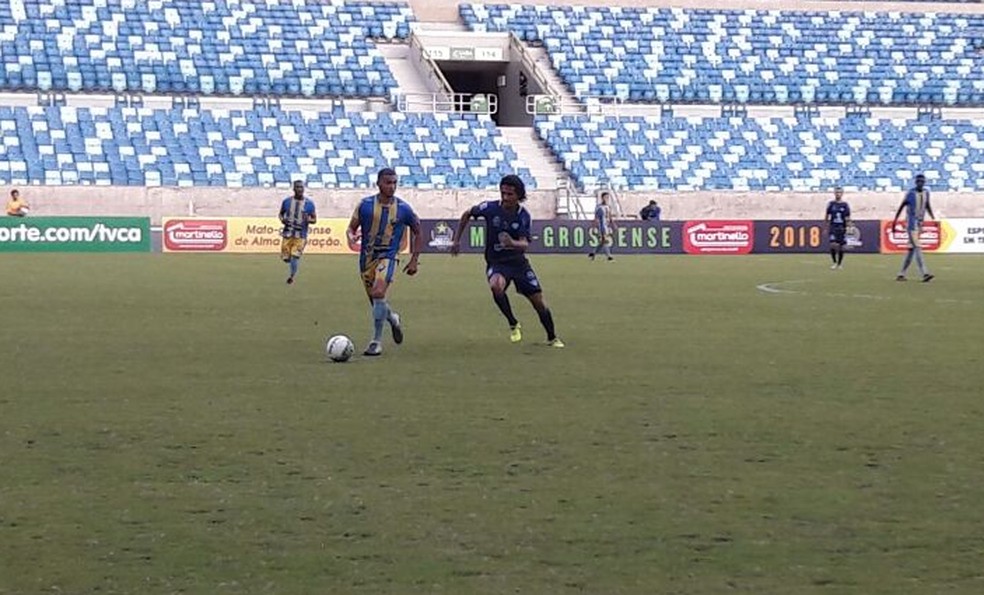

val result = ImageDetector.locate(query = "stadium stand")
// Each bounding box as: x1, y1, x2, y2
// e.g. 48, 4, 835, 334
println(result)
0, 105, 529, 188
461, 4, 984, 106
535, 112, 984, 192
0, 0, 412, 97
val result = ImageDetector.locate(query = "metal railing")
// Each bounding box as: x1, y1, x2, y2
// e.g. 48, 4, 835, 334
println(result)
396, 92, 498, 114
525, 94, 624, 116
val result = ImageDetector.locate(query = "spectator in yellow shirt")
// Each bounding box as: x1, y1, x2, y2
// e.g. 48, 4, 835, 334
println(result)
6, 189, 30, 217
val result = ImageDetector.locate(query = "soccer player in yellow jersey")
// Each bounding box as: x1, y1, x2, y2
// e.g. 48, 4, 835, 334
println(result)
278, 180, 317, 285
347, 168, 423, 356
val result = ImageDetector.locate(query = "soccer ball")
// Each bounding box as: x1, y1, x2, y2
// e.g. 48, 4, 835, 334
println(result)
325, 334, 354, 362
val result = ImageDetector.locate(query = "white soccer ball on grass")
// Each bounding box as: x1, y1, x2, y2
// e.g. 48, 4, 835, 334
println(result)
326, 334, 355, 362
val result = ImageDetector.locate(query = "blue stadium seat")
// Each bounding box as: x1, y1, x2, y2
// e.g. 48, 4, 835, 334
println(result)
0, 106, 535, 189
534, 113, 984, 192
462, 4, 984, 107
0, 0, 411, 98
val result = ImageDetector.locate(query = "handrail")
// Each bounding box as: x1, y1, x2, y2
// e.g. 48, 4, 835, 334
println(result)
408, 29, 454, 99
508, 32, 559, 99
526, 94, 624, 116
396, 92, 498, 114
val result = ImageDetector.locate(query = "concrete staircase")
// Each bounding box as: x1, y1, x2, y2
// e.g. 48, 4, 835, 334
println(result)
376, 44, 436, 95
523, 45, 578, 106
498, 126, 568, 190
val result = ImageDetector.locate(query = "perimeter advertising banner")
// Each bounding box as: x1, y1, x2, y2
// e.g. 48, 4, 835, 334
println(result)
162, 217, 371, 254
754, 220, 882, 254
421, 219, 883, 255
0, 217, 151, 252
937, 219, 984, 253
421, 219, 679, 254
880, 220, 943, 253
880, 219, 984, 254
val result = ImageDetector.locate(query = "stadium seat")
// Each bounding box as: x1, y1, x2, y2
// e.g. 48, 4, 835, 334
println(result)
0, 0, 411, 98
461, 4, 984, 107
0, 106, 535, 189
534, 113, 984, 192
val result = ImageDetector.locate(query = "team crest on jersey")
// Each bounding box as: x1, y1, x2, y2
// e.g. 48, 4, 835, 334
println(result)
511, 222, 519, 230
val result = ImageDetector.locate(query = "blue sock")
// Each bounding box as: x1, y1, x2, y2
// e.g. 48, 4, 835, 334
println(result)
372, 299, 389, 342
289, 257, 299, 277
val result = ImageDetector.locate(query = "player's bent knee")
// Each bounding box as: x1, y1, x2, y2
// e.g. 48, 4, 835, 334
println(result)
488, 279, 507, 294
370, 283, 388, 300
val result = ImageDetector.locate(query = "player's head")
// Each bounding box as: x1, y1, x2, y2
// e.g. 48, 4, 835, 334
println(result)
834, 186, 843, 201
914, 173, 926, 190
377, 168, 398, 199
292, 179, 305, 199
499, 174, 526, 207
599, 191, 610, 204
10, 189, 18, 199
648, 200, 657, 206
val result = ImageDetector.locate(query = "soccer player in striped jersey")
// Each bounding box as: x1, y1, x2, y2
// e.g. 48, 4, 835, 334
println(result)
892, 173, 935, 282
278, 179, 317, 285
347, 168, 423, 356
825, 186, 851, 269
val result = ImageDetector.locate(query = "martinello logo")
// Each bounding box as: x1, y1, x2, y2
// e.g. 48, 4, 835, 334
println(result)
683, 220, 754, 254
0, 217, 151, 252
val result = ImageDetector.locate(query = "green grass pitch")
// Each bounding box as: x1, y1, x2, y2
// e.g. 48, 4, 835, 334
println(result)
2, 253, 984, 594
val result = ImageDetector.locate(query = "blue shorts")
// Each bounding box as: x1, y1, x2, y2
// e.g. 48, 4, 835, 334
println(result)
487, 262, 542, 296
829, 225, 846, 245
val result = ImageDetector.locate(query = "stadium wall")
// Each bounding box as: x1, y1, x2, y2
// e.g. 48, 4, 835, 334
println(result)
20, 187, 979, 224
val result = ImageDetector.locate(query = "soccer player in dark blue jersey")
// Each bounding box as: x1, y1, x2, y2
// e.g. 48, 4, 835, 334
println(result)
892, 173, 935, 282
824, 186, 851, 269
278, 179, 317, 284
451, 175, 564, 348
347, 168, 423, 356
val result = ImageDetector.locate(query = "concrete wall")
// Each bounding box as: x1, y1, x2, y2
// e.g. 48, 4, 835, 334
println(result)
16, 186, 979, 223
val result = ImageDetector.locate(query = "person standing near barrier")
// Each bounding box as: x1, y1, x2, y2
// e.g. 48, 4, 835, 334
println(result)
278, 179, 317, 285
450, 174, 564, 348
893, 173, 935, 283
588, 191, 616, 261
825, 186, 851, 269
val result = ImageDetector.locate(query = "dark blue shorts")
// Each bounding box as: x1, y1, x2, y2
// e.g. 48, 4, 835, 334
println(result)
487, 262, 542, 296
829, 225, 847, 245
